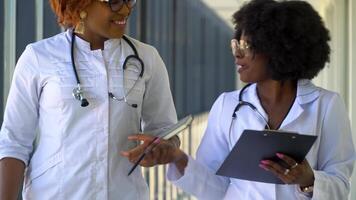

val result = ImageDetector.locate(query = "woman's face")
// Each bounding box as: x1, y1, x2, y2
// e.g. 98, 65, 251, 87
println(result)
232, 33, 270, 83
83, 1, 131, 39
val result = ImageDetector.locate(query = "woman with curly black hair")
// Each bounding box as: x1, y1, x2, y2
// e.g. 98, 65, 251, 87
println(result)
127, 0, 356, 199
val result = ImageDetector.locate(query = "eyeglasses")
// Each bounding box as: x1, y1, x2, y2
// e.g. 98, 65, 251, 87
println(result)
231, 39, 252, 58
99, 0, 136, 12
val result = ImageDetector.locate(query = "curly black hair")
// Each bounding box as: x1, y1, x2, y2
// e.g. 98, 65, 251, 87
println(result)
233, 0, 330, 80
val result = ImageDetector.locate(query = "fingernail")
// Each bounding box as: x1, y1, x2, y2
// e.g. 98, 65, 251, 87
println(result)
261, 160, 269, 165
276, 153, 284, 158
259, 164, 268, 171
153, 138, 161, 144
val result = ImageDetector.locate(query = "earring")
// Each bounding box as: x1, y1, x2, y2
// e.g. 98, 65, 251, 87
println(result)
75, 11, 87, 34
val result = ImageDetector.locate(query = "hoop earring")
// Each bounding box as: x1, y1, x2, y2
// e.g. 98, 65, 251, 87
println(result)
75, 11, 87, 34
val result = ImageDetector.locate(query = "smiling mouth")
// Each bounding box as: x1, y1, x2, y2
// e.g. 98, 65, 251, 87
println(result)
237, 65, 248, 73
112, 18, 127, 25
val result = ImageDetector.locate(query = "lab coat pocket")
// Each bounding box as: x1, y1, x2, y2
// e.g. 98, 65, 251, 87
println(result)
24, 152, 62, 189
55, 63, 98, 99
57, 69, 98, 110
59, 84, 97, 100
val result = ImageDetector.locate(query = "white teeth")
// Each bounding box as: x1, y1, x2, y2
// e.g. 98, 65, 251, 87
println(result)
113, 19, 126, 25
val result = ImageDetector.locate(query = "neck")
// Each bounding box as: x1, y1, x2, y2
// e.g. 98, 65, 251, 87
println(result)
75, 31, 108, 50
256, 79, 297, 104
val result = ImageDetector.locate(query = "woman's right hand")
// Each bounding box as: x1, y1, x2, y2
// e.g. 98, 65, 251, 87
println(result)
120, 134, 188, 174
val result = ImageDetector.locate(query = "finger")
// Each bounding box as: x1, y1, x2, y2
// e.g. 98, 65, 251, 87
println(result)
128, 134, 157, 143
259, 163, 289, 182
120, 151, 130, 158
145, 145, 164, 164
261, 160, 286, 175
120, 145, 147, 160
122, 144, 146, 156
142, 149, 162, 166
148, 140, 162, 152
276, 153, 298, 168
140, 154, 155, 167
259, 163, 295, 184
125, 138, 163, 164
135, 142, 163, 166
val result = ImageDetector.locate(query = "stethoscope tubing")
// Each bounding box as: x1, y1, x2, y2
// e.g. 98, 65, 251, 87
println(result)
229, 83, 271, 148
70, 31, 144, 107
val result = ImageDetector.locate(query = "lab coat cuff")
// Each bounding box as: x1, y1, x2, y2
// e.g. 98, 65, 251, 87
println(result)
294, 169, 326, 199
167, 155, 209, 196
167, 161, 183, 181
167, 156, 195, 182
305, 170, 327, 200
0, 152, 28, 166
294, 184, 312, 199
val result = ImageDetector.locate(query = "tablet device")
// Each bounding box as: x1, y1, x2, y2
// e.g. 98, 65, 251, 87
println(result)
157, 115, 193, 139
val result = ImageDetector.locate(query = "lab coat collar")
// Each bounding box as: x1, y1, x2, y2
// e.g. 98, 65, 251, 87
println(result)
296, 79, 320, 105
66, 29, 122, 53
282, 79, 320, 128
242, 79, 319, 129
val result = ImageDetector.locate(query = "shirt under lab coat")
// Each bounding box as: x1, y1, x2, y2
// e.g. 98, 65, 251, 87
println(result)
167, 80, 356, 200
0, 29, 177, 200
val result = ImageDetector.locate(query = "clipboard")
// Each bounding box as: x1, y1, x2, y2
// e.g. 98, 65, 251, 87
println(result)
216, 129, 317, 184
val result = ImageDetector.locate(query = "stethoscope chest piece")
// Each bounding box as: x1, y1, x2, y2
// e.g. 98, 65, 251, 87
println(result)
72, 86, 89, 107
70, 31, 143, 108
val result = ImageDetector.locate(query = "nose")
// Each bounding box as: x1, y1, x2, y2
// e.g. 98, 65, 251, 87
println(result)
234, 55, 245, 66
234, 51, 244, 60
234, 57, 240, 65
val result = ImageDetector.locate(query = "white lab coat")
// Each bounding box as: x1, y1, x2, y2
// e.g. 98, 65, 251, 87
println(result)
167, 80, 356, 200
0, 29, 177, 200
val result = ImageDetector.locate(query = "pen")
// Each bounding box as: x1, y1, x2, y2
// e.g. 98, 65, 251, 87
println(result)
128, 136, 161, 176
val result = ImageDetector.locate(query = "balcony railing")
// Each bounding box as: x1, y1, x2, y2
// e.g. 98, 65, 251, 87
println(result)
143, 113, 209, 200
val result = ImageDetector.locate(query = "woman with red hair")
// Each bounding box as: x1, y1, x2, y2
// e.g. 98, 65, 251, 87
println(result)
0, 0, 178, 199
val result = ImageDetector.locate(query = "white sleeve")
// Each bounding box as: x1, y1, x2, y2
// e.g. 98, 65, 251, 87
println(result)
0, 45, 41, 166
167, 93, 230, 200
140, 48, 177, 133
300, 94, 356, 200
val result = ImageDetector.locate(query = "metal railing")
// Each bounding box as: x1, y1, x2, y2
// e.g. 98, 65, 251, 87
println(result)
143, 113, 209, 200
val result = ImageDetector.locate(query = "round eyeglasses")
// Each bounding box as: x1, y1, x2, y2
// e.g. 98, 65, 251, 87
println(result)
99, 0, 136, 12
231, 39, 252, 58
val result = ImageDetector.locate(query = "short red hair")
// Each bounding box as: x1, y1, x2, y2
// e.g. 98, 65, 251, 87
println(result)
49, 0, 94, 28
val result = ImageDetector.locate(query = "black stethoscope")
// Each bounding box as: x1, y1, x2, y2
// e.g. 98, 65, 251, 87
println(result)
71, 31, 144, 108
228, 83, 271, 148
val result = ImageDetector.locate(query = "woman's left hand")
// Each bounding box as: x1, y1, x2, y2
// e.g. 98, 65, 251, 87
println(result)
259, 153, 315, 187
120, 134, 182, 167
